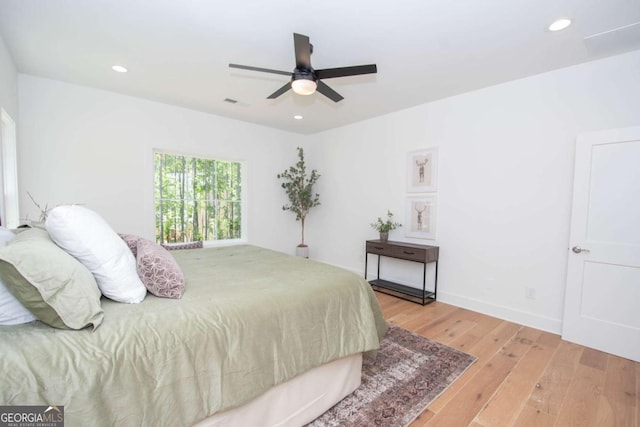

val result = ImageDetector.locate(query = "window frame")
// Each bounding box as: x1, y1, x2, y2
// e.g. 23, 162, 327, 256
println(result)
153, 149, 248, 247
1, 109, 19, 228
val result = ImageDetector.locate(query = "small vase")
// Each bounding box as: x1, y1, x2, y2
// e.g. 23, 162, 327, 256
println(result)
379, 232, 389, 242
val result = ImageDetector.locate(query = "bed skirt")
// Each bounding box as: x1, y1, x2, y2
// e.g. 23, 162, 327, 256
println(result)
194, 353, 363, 427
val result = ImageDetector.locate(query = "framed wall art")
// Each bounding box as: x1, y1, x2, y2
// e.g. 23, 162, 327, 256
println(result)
405, 196, 437, 239
407, 148, 438, 193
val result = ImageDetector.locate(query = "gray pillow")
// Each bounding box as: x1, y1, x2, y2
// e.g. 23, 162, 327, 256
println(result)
0, 228, 104, 330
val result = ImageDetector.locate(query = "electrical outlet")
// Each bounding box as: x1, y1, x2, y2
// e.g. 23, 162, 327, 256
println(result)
525, 287, 536, 300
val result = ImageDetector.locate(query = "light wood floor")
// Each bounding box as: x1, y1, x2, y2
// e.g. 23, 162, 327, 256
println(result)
375, 293, 639, 427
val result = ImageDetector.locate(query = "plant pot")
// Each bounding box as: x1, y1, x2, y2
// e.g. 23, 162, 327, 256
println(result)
379, 232, 389, 242
296, 244, 309, 258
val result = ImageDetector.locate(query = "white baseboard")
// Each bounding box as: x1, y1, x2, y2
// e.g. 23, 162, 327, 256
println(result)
317, 258, 563, 336
437, 291, 563, 335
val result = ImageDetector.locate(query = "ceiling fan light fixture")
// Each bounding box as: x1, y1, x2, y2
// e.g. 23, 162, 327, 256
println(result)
291, 78, 317, 95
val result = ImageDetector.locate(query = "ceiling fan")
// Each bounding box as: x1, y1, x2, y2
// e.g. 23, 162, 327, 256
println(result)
229, 33, 377, 103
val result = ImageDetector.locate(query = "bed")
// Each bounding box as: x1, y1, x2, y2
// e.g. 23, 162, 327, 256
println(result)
0, 244, 387, 426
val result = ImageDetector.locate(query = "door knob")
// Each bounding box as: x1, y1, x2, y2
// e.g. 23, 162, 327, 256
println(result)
572, 246, 590, 254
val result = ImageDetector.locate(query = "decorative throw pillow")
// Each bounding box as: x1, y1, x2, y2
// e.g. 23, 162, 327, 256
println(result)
118, 233, 141, 258
0, 228, 104, 330
0, 227, 37, 325
45, 205, 147, 303
136, 238, 185, 299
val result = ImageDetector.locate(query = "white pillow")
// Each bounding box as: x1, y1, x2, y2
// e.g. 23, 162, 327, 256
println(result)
0, 280, 38, 325
0, 227, 37, 325
45, 205, 147, 303
0, 227, 15, 246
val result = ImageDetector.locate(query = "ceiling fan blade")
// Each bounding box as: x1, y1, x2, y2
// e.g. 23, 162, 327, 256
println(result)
267, 82, 292, 99
293, 33, 312, 70
316, 81, 344, 103
229, 63, 291, 76
315, 64, 377, 80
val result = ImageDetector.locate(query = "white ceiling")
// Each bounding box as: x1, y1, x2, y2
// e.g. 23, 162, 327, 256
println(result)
1, 0, 639, 134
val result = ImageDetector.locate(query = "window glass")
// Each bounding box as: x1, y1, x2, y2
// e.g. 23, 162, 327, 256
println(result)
154, 152, 242, 243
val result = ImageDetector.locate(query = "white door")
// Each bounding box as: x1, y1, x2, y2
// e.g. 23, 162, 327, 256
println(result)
562, 126, 640, 362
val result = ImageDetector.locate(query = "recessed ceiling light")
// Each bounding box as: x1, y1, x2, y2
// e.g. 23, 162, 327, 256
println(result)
111, 65, 128, 73
293, 115, 303, 120
548, 18, 572, 32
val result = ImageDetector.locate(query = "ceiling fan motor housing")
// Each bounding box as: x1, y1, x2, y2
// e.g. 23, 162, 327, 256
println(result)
292, 68, 317, 83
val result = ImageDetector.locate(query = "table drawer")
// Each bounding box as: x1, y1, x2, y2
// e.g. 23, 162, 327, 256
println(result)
366, 241, 392, 256
392, 245, 427, 262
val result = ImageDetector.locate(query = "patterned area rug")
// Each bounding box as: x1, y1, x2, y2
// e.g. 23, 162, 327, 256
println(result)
307, 325, 476, 427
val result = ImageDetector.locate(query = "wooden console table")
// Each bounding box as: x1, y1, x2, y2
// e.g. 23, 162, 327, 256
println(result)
365, 240, 439, 305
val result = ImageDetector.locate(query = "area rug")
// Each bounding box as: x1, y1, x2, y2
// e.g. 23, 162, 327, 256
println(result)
307, 325, 476, 427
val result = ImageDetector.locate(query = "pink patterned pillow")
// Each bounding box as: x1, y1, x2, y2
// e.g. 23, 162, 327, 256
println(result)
136, 238, 185, 299
118, 233, 141, 258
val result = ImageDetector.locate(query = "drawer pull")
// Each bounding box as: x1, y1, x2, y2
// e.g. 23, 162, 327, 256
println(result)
403, 251, 415, 255
374, 246, 385, 250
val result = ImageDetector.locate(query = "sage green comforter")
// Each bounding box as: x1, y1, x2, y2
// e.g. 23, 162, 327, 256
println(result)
0, 245, 387, 426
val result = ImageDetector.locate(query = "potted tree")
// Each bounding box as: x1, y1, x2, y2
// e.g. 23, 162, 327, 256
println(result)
277, 147, 320, 257
370, 210, 402, 242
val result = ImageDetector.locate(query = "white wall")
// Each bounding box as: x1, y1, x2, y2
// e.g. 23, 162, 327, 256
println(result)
15, 49, 640, 334
18, 75, 302, 254
0, 35, 18, 119
305, 49, 640, 333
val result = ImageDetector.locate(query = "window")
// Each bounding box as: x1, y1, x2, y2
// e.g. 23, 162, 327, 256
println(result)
154, 152, 243, 244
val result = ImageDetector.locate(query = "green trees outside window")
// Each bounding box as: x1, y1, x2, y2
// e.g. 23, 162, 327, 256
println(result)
154, 152, 242, 244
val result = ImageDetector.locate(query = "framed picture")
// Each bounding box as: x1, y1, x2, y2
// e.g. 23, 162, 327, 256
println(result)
407, 148, 438, 192
405, 196, 436, 239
